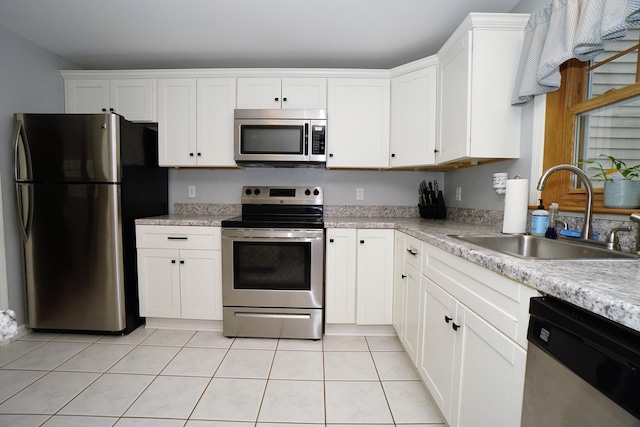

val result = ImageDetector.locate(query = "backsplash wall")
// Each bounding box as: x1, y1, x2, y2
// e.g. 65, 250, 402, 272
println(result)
169, 168, 445, 209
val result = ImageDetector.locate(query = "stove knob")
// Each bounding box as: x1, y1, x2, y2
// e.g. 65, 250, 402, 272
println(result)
305, 189, 311, 196
313, 188, 320, 196
254, 188, 261, 195
245, 188, 252, 195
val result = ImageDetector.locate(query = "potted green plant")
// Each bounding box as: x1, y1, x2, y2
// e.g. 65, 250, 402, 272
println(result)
584, 154, 640, 209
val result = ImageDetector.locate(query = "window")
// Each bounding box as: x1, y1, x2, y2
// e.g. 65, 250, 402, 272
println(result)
542, 28, 640, 213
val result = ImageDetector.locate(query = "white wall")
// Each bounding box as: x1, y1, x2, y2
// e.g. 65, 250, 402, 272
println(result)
0, 25, 78, 324
169, 168, 445, 208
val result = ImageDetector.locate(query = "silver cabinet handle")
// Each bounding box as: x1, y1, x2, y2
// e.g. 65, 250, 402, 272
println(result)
407, 248, 418, 256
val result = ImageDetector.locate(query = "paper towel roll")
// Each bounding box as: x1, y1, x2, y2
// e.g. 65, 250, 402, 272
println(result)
502, 178, 529, 234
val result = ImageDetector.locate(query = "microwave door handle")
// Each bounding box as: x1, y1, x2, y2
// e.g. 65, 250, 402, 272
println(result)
304, 123, 309, 156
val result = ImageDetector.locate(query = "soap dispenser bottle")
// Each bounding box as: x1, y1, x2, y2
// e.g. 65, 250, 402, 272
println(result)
545, 203, 559, 239
531, 199, 548, 236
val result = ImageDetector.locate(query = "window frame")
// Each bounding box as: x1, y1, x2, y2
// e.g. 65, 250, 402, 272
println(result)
542, 59, 640, 214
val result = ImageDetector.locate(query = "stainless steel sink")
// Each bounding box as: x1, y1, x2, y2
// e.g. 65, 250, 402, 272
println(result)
449, 234, 640, 260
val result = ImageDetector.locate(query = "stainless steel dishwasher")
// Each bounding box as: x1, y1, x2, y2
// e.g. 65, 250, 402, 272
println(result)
521, 296, 640, 426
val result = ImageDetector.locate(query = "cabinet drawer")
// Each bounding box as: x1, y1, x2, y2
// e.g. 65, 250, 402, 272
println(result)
404, 234, 423, 271
136, 225, 220, 250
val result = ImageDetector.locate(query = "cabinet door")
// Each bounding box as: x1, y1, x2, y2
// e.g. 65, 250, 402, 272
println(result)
109, 79, 155, 122
196, 78, 237, 167
418, 276, 457, 420
157, 78, 197, 167
390, 66, 437, 167
281, 78, 327, 109
392, 231, 406, 336
179, 250, 222, 320
237, 78, 282, 109
137, 248, 181, 318
451, 305, 527, 427
437, 32, 471, 164
467, 28, 523, 160
356, 229, 394, 325
327, 78, 390, 168
325, 228, 357, 324
402, 263, 421, 364
65, 79, 110, 114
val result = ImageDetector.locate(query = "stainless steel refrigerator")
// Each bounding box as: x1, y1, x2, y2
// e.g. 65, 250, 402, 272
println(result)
14, 113, 168, 334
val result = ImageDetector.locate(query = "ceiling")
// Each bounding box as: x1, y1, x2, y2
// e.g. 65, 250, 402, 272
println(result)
0, 0, 523, 70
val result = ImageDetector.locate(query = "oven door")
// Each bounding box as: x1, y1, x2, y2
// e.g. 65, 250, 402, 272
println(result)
221, 228, 324, 309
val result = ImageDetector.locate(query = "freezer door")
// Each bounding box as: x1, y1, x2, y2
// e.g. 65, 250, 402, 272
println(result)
14, 113, 119, 183
23, 182, 126, 332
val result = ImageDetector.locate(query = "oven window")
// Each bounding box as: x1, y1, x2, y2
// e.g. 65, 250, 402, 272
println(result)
240, 125, 304, 154
233, 241, 311, 291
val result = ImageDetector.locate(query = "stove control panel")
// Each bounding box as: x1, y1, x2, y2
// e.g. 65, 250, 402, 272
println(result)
241, 186, 323, 205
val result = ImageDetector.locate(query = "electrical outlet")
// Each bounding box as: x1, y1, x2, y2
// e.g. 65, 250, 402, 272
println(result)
188, 186, 196, 198
356, 188, 364, 200
455, 187, 462, 201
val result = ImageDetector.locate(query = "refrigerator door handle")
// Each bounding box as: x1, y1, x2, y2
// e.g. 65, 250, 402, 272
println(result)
13, 118, 33, 182
14, 119, 34, 241
15, 183, 33, 242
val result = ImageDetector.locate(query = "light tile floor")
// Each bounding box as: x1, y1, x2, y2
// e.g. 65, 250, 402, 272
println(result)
0, 327, 445, 427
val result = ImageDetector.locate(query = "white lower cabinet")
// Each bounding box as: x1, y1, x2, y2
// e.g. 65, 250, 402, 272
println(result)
418, 276, 457, 417
392, 232, 538, 427
325, 228, 357, 324
393, 231, 423, 364
325, 228, 393, 325
392, 231, 406, 335
136, 225, 222, 320
451, 303, 527, 427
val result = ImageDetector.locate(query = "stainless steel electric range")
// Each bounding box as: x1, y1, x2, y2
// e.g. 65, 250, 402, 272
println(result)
221, 186, 324, 339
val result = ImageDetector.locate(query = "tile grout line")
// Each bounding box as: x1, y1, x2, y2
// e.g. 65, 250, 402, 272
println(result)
366, 336, 398, 426
184, 333, 236, 423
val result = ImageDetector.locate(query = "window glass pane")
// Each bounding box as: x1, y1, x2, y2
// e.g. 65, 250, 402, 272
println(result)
576, 94, 640, 188
587, 28, 639, 99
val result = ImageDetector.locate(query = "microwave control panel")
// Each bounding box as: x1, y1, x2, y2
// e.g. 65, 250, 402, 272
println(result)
311, 125, 326, 155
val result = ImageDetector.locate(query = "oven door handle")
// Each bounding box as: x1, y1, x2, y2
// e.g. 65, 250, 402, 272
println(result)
234, 312, 312, 320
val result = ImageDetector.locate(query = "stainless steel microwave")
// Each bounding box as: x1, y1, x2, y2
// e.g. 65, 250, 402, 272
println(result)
234, 109, 327, 166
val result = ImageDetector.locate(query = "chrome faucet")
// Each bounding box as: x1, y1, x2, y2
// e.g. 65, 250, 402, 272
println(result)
631, 213, 640, 253
537, 165, 594, 241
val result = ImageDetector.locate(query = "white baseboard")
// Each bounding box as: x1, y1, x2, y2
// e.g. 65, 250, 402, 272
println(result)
324, 324, 396, 336
145, 318, 223, 331
144, 318, 396, 338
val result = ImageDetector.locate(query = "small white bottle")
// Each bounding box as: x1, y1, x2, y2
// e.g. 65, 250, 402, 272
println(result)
531, 199, 549, 236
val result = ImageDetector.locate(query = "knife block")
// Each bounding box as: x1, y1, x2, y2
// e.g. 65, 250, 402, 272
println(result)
418, 191, 446, 219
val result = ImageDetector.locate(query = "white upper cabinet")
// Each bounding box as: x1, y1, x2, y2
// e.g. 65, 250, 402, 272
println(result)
237, 78, 327, 109
327, 78, 390, 168
197, 78, 237, 167
436, 13, 528, 164
65, 79, 156, 122
157, 78, 237, 167
157, 79, 197, 167
390, 62, 438, 167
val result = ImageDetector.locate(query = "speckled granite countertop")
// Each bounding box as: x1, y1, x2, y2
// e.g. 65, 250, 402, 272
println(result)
136, 215, 640, 333
136, 214, 231, 227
